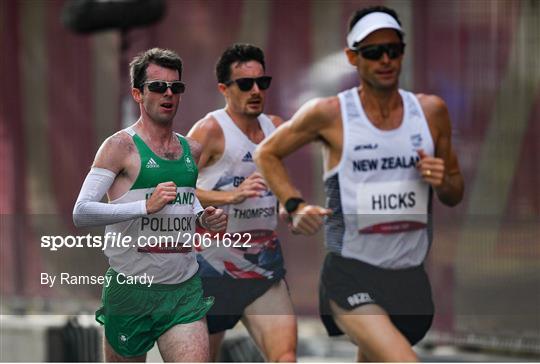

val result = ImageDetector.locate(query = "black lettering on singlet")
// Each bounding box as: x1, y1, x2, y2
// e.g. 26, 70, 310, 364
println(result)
140, 217, 193, 231
233, 207, 276, 219
233, 176, 245, 187
145, 192, 195, 205
388, 194, 397, 209
381, 155, 420, 170
353, 159, 378, 172
371, 192, 417, 211
408, 192, 416, 207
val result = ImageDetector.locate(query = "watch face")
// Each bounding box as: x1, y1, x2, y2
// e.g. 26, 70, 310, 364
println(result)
285, 198, 304, 213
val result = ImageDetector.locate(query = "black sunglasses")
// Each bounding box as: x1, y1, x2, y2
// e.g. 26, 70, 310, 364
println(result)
144, 80, 186, 94
356, 43, 405, 60
224, 76, 272, 92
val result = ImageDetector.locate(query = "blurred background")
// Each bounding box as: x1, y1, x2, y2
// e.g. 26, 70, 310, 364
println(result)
1, 0, 539, 361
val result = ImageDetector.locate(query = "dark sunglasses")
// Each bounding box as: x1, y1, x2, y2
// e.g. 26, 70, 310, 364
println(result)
224, 76, 272, 92
144, 80, 186, 94
356, 43, 405, 60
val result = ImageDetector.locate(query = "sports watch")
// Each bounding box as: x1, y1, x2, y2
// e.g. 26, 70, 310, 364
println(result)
284, 197, 305, 214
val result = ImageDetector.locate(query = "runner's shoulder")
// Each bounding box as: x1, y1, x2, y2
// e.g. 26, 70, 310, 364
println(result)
187, 114, 225, 162
266, 114, 285, 128
416, 93, 451, 131
416, 94, 448, 118
294, 96, 340, 129
93, 130, 136, 171
189, 114, 224, 141
102, 130, 137, 155
184, 136, 203, 163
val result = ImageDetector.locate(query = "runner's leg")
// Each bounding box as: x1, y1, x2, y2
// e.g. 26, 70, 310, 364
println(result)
157, 319, 209, 362
209, 331, 226, 361
241, 280, 297, 362
330, 301, 416, 362
104, 338, 146, 362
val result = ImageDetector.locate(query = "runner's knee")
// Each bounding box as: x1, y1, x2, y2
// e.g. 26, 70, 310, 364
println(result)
270, 349, 296, 362
364, 345, 417, 362
388, 350, 417, 362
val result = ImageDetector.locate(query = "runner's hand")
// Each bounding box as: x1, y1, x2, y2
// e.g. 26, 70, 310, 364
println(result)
146, 181, 177, 214
279, 204, 290, 223
230, 172, 268, 204
200, 206, 227, 231
290, 204, 332, 235
417, 149, 445, 187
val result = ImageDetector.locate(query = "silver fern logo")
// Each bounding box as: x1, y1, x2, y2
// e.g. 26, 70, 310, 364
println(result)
410, 134, 422, 148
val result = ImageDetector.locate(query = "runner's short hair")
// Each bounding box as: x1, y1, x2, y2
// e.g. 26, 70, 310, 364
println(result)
130, 48, 183, 91
215, 44, 265, 84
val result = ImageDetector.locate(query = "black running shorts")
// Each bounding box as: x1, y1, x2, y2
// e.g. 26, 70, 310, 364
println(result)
202, 277, 282, 334
319, 253, 434, 345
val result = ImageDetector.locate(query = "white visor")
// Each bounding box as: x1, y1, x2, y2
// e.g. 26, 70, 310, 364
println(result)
347, 12, 403, 49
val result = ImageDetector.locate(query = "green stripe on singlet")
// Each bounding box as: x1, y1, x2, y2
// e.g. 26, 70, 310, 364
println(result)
130, 133, 198, 190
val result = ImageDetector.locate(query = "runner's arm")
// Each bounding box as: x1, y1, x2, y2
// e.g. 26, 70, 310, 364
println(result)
268, 114, 285, 128
73, 167, 147, 227
420, 95, 464, 206
254, 98, 331, 204
183, 137, 226, 228
187, 116, 266, 207
256, 100, 335, 235
73, 134, 147, 227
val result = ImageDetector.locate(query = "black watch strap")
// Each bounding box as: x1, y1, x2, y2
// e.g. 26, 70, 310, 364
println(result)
284, 197, 305, 214
196, 210, 205, 228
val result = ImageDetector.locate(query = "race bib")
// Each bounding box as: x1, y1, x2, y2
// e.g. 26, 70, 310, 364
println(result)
227, 194, 277, 233
136, 212, 194, 253
137, 187, 196, 253
356, 180, 428, 234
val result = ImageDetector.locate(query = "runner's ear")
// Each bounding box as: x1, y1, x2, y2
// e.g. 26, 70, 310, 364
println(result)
132, 87, 143, 104
217, 83, 228, 96
345, 48, 359, 66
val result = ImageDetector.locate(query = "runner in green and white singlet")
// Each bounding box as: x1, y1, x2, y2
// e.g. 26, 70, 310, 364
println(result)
104, 127, 201, 283
73, 48, 226, 362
